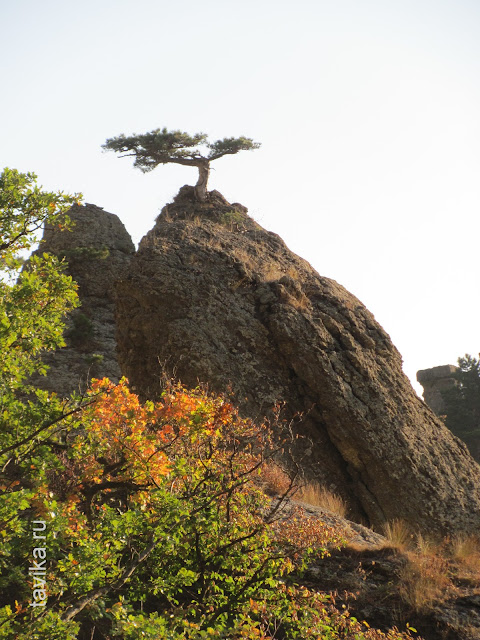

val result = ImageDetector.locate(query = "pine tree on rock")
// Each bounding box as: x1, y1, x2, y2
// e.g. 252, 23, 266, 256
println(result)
102, 128, 261, 202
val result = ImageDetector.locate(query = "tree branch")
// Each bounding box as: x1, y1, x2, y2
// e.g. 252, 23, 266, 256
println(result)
0, 401, 93, 457
61, 535, 161, 621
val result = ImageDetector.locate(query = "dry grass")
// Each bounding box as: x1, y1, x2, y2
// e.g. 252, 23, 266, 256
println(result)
379, 525, 480, 613
230, 247, 258, 273
262, 264, 284, 282
296, 482, 348, 518
287, 291, 310, 311
398, 551, 450, 612
258, 462, 292, 497
381, 519, 415, 552
184, 213, 203, 228
378, 520, 452, 612
413, 532, 439, 556
449, 534, 480, 576
256, 467, 348, 519
450, 534, 480, 561
381, 521, 445, 556
285, 266, 301, 280
205, 235, 223, 250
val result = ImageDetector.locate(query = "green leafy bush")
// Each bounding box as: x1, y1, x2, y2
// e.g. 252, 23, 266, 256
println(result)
59, 246, 110, 262
0, 168, 416, 640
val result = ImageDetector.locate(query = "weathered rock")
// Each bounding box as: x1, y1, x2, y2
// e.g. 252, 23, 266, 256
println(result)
115, 186, 480, 535
273, 498, 480, 640
31, 203, 135, 396
418, 364, 480, 463
304, 542, 480, 640
417, 364, 459, 414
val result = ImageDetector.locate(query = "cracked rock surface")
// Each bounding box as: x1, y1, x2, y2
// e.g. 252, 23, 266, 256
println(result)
31, 203, 135, 396
115, 186, 480, 534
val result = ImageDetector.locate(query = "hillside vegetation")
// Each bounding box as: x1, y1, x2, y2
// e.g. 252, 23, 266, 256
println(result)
2, 169, 480, 639
0, 168, 417, 639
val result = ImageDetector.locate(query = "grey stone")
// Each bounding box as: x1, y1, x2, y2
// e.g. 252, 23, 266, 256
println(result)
29, 203, 135, 397
114, 186, 480, 536
417, 364, 459, 413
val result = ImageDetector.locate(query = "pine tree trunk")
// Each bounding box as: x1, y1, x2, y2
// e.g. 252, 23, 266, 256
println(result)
194, 161, 210, 202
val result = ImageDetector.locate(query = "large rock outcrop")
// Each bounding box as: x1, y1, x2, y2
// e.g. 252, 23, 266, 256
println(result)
418, 364, 480, 463
417, 364, 459, 414
115, 187, 480, 535
31, 203, 135, 396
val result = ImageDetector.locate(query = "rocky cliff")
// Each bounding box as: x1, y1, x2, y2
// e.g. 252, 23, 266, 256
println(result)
114, 187, 480, 535
32, 203, 135, 396
418, 364, 480, 463
417, 364, 459, 414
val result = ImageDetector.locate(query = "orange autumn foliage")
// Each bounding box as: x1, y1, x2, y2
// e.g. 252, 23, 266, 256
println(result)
72, 378, 261, 496
73, 377, 172, 486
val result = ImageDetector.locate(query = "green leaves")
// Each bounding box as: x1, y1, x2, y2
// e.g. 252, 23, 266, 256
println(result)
0, 169, 80, 468
102, 128, 209, 171
0, 173, 81, 481
0, 252, 79, 467
0, 169, 415, 640
0, 170, 88, 636
0, 167, 81, 260
207, 136, 261, 159
101, 127, 261, 201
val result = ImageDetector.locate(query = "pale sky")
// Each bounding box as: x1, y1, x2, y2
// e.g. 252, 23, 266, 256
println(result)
2, 0, 479, 395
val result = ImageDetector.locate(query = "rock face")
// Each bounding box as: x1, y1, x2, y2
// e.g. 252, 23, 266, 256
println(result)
32, 203, 135, 396
115, 187, 480, 535
418, 364, 480, 463
417, 364, 458, 414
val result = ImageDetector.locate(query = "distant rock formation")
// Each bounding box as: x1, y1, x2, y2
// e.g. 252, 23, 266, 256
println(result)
417, 365, 458, 414
418, 364, 480, 464
31, 203, 135, 396
114, 186, 480, 535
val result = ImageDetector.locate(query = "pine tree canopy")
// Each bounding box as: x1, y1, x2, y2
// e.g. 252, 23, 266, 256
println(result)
102, 127, 261, 201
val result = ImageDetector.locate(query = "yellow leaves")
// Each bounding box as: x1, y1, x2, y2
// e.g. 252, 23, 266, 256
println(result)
67, 378, 280, 524
76, 378, 170, 482
156, 389, 203, 431
249, 598, 259, 614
